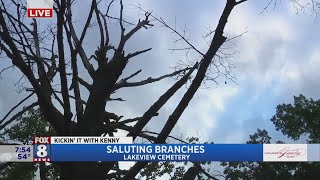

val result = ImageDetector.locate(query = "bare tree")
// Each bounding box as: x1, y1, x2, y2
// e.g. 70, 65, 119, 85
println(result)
1, 0, 244, 179
2, 0, 318, 179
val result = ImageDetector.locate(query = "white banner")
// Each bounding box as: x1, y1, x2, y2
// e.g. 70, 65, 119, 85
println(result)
50, 137, 133, 144
263, 144, 307, 162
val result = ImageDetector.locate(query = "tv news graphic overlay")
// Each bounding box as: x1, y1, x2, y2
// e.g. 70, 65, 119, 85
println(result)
49, 136, 133, 161
0, 145, 33, 162
33, 136, 51, 162
307, 144, 320, 162
50, 136, 133, 144
27, 0, 53, 18
263, 144, 308, 162
50, 144, 263, 162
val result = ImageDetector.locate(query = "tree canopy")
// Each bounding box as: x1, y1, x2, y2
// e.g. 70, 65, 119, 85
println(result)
272, 94, 320, 143
0, 108, 58, 180
222, 95, 320, 179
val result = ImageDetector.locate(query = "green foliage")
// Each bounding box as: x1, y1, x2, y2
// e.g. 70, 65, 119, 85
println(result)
272, 94, 320, 143
221, 129, 319, 179
3, 108, 55, 144
0, 163, 36, 180
222, 94, 320, 179
139, 162, 175, 180
138, 136, 215, 180
221, 129, 280, 179
0, 108, 59, 180
246, 129, 271, 144
170, 166, 185, 180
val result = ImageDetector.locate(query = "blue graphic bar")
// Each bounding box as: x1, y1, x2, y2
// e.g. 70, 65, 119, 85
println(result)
308, 144, 320, 161
50, 144, 263, 162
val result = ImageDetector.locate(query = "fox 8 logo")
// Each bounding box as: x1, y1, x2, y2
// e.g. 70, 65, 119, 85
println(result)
34, 144, 50, 161
36, 145, 48, 157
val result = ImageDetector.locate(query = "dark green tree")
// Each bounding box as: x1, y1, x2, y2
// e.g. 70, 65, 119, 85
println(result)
0, 108, 59, 180
272, 94, 320, 143
222, 95, 320, 179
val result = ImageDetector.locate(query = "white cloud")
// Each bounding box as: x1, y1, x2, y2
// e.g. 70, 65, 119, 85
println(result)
208, 86, 239, 112
280, 63, 301, 83
173, 85, 239, 141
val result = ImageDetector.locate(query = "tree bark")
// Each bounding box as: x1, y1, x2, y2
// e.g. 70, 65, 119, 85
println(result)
39, 162, 47, 180
59, 163, 104, 180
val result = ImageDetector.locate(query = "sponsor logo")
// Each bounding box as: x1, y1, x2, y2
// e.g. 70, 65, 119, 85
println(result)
263, 144, 307, 162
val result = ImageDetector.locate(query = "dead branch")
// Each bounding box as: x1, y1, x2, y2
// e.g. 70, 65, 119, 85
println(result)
127, 63, 198, 140
126, 48, 152, 59
0, 92, 35, 125
132, 4, 204, 56
0, 102, 38, 131
118, 69, 142, 84
108, 97, 125, 102
113, 67, 191, 90
0, 7, 65, 133
57, 0, 72, 134
142, 131, 189, 144
118, 125, 157, 142
81, 6, 154, 138
65, 0, 95, 77
77, 77, 92, 91
94, 0, 105, 48
119, 117, 140, 124
112, 10, 153, 58
0, 65, 14, 78
124, 0, 240, 178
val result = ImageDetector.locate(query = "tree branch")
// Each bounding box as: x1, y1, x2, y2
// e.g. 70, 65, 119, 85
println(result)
127, 63, 198, 140
113, 67, 191, 90
0, 102, 38, 131
77, 77, 92, 91
64, 4, 85, 124
66, 0, 95, 77
126, 48, 152, 59
0, 92, 34, 125
124, 0, 238, 178
94, 0, 105, 48
132, 5, 204, 56
81, 7, 154, 137
117, 69, 142, 84
236, 0, 248, 5
57, 0, 72, 135
0, 9, 65, 134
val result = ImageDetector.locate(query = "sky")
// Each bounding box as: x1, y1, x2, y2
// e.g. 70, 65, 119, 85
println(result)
0, 0, 320, 178
78, 0, 320, 143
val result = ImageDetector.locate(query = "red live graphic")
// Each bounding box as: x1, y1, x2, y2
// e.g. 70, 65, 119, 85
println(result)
27, 8, 52, 18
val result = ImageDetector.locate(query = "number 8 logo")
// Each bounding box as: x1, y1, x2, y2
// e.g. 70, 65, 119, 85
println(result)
37, 145, 48, 157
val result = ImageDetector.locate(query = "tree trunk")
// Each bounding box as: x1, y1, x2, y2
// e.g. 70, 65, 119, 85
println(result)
60, 163, 106, 180
39, 162, 47, 180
